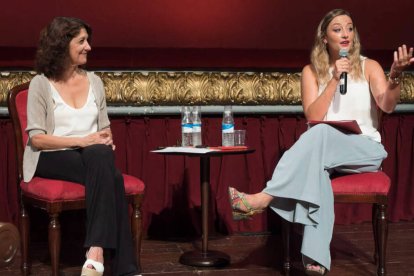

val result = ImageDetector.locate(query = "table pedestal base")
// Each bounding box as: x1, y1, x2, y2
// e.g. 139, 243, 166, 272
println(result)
179, 250, 230, 267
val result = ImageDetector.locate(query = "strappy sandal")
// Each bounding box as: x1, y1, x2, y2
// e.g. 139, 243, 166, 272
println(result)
228, 187, 264, 220
305, 263, 327, 275
81, 251, 104, 276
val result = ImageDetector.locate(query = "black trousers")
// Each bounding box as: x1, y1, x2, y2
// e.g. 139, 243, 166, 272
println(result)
36, 144, 139, 275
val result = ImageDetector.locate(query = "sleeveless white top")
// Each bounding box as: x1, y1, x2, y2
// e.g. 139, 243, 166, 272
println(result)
318, 57, 381, 142
50, 83, 98, 138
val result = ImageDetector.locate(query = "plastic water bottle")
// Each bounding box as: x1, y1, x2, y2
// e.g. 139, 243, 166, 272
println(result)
222, 106, 234, 147
181, 106, 192, 146
191, 106, 202, 146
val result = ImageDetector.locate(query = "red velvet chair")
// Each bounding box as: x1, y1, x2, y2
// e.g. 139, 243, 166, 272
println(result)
8, 82, 145, 276
282, 171, 390, 276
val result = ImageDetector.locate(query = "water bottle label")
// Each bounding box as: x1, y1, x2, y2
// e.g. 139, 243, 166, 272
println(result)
222, 123, 234, 133
193, 124, 201, 132
182, 123, 193, 133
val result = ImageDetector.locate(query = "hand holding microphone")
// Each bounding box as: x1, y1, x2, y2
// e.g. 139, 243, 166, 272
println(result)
338, 49, 348, 95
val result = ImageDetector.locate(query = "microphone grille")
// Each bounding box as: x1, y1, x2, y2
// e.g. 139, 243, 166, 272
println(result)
339, 48, 348, 57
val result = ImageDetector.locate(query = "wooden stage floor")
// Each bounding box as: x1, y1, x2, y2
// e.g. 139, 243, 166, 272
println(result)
1, 221, 413, 275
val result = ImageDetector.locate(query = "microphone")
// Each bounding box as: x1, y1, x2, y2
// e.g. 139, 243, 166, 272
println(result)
339, 48, 348, 95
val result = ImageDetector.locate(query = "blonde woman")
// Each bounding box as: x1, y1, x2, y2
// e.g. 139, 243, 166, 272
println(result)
229, 9, 413, 275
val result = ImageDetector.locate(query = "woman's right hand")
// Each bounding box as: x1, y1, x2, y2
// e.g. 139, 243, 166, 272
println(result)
333, 56, 350, 81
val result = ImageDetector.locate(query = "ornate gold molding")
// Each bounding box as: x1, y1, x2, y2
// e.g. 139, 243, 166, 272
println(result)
0, 71, 36, 105
401, 72, 414, 103
1, 71, 413, 106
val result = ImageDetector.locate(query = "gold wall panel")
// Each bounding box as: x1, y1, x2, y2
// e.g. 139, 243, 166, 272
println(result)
401, 73, 414, 103
0, 71, 413, 106
0, 71, 36, 105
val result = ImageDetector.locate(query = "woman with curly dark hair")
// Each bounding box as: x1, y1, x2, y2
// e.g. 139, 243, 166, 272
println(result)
25, 17, 140, 276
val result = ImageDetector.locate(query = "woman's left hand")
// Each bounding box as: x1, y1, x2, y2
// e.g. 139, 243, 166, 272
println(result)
390, 44, 414, 77
99, 128, 116, 150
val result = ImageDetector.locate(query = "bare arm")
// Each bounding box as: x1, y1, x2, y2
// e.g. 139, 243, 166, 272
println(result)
368, 45, 414, 113
31, 128, 114, 151
301, 56, 350, 120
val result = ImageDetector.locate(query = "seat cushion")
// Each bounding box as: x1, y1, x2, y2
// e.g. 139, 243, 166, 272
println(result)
20, 177, 84, 201
331, 171, 390, 195
21, 174, 145, 201
123, 174, 145, 194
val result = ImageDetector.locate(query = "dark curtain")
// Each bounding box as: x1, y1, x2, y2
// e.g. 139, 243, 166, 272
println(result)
1, 113, 413, 237
0, 120, 19, 225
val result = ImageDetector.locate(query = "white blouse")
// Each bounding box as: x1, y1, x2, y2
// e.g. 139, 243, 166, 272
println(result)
319, 57, 381, 143
50, 83, 98, 138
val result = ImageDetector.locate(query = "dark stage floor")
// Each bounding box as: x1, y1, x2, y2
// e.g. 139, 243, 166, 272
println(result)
1, 221, 413, 275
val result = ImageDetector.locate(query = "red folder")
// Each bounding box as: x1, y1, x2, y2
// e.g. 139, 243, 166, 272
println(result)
307, 120, 362, 134
209, 146, 248, 151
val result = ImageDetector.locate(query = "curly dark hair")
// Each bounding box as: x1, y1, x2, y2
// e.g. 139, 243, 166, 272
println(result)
35, 17, 92, 80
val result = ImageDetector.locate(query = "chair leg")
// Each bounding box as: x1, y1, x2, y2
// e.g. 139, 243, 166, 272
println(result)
372, 204, 379, 264
131, 202, 142, 269
282, 219, 291, 275
374, 204, 388, 276
48, 212, 61, 276
20, 205, 30, 276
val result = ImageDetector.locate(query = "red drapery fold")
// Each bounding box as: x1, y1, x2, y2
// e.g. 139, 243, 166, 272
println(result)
0, 121, 19, 225
1, 113, 413, 236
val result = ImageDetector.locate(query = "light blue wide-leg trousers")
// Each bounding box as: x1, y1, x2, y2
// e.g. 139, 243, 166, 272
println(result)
262, 124, 387, 270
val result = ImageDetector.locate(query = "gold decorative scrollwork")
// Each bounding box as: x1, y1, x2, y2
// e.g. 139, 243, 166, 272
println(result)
97, 71, 305, 105
0, 71, 413, 106
401, 73, 414, 103
0, 71, 36, 105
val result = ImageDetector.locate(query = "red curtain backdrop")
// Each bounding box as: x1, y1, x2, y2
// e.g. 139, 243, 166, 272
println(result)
0, 120, 19, 225
1, 1, 413, 70
1, 1, 413, 50
1, 113, 413, 237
